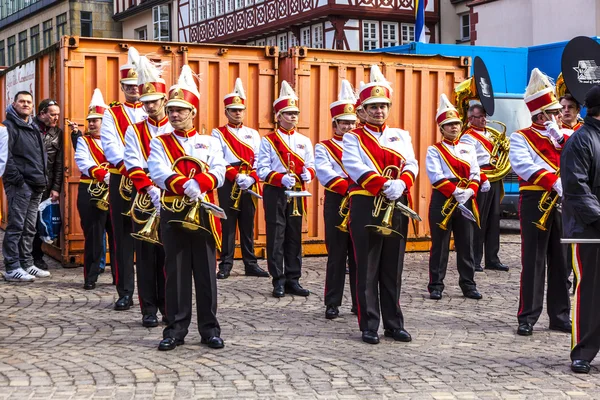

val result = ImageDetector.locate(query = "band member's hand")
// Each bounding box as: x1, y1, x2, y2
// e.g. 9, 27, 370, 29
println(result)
453, 187, 470, 204
281, 174, 296, 189
382, 179, 406, 201
480, 180, 491, 193
147, 186, 162, 210
545, 115, 563, 142
553, 179, 563, 197
103, 173, 111, 185
300, 167, 312, 184
67, 120, 78, 132
238, 176, 255, 190
183, 179, 201, 201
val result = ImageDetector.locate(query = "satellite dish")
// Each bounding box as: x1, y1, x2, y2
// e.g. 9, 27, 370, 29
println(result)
473, 56, 495, 116
561, 36, 600, 104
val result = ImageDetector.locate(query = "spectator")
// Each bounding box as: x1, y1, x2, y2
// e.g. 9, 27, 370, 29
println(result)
0, 124, 8, 177
2, 91, 51, 282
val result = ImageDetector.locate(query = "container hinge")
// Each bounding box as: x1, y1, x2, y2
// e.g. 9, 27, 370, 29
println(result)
179, 46, 189, 53
218, 48, 228, 56
119, 43, 130, 50
162, 45, 172, 53
297, 47, 307, 58
266, 46, 279, 58
65, 36, 79, 48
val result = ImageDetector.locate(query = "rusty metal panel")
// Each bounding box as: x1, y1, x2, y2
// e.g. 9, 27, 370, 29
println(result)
279, 47, 470, 243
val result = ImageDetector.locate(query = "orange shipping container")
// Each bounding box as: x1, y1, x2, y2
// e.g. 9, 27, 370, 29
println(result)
0, 37, 469, 265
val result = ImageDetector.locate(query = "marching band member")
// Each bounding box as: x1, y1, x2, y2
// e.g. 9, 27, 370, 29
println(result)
355, 81, 367, 128
561, 85, 600, 374
426, 95, 482, 301
101, 47, 146, 311
315, 79, 357, 320
560, 94, 582, 131
509, 68, 572, 337
148, 65, 227, 351
211, 78, 268, 280
459, 104, 507, 272
256, 81, 315, 298
124, 55, 171, 328
342, 65, 418, 344
74, 89, 114, 290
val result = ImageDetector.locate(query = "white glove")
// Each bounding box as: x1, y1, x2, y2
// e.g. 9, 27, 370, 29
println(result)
300, 167, 312, 184
480, 180, 491, 193
453, 188, 474, 204
281, 174, 296, 189
147, 186, 161, 210
553, 179, 563, 197
382, 179, 406, 201
103, 173, 111, 185
238, 176, 255, 190
545, 115, 563, 142
183, 179, 201, 202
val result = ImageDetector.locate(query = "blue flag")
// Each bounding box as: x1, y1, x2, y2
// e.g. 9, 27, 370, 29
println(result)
415, 0, 427, 43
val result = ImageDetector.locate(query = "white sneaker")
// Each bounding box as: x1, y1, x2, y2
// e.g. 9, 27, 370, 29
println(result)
4, 268, 36, 282
25, 265, 51, 278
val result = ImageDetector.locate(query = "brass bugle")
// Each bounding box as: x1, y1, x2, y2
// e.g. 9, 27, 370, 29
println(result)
88, 162, 110, 211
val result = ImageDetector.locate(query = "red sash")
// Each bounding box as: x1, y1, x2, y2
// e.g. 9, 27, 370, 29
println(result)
432, 142, 472, 180
517, 127, 561, 170
264, 131, 305, 176
107, 104, 135, 144
320, 139, 347, 175
83, 135, 108, 166
354, 128, 406, 173
217, 126, 255, 164
465, 128, 493, 154
132, 120, 153, 160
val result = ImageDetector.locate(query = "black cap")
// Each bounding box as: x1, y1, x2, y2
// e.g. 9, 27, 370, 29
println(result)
37, 99, 59, 113
584, 85, 600, 108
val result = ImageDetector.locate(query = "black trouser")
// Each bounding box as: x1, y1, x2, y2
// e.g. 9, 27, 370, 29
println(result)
263, 185, 303, 287
108, 174, 135, 298
32, 219, 44, 261
77, 183, 114, 285
217, 179, 259, 273
571, 242, 600, 362
161, 207, 220, 341
133, 213, 166, 318
349, 195, 408, 333
428, 190, 477, 294
474, 179, 502, 268
324, 191, 357, 309
517, 191, 570, 327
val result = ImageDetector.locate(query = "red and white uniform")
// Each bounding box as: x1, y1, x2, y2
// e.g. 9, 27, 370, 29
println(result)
100, 102, 146, 174
211, 123, 261, 183
75, 135, 109, 182
315, 136, 349, 195
426, 139, 481, 197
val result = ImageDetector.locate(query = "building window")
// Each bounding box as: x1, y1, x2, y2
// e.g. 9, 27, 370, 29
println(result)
382, 22, 398, 48
300, 27, 310, 46
401, 23, 415, 44
246, 41, 255, 45
216, 0, 224, 15
225, 0, 234, 13
199, 0, 206, 21
190, 0, 198, 23
135, 27, 147, 40
18, 30, 27, 61
363, 21, 378, 50
0, 41, 5, 66
56, 13, 67, 41
43, 19, 53, 48
277, 33, 288, 52
7, 36, 15, 66
30, 25, 40, 55
266, 36, 276, 46
460, 13, 470, 41
312, 24, 323, 48
81, 11, 93, 37
288, 32, 298, 48
236, 0, 244, 8
207, 0, 215, 18
246, 0, 255, 5
153, 5, 170, 41
256, 38, 265, 46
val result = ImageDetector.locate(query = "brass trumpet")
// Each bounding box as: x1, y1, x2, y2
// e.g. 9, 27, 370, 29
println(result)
230, 161, 252, 211
130, 192, 161, 245
437, 178, 477, 231
88, 162, 110, 211
336, 195, 350, 232
285, 154, 309, 217
533, 168, 560, 231
365, 165, 403, 237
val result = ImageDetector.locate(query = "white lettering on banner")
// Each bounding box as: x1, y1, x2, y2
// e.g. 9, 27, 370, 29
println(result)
6, 61, 36, 109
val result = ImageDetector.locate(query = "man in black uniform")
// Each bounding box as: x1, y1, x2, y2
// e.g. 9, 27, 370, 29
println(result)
561, 85, 600, 374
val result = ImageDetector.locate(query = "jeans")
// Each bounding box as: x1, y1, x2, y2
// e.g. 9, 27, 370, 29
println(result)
2, 183, 44, 272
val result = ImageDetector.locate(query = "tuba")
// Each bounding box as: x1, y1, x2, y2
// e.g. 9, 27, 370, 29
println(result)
454, 74, 511, 183
533, 168, 560, 231
88, 162, 110, 211
130, 192, 161, 245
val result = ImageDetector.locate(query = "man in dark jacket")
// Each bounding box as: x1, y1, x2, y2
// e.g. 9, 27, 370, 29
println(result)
2, 91, 51, 282
31, 99, 64, 270
561, 85, 600, 374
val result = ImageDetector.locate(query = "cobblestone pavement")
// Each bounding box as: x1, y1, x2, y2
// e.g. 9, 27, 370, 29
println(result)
1, 228, 599, 399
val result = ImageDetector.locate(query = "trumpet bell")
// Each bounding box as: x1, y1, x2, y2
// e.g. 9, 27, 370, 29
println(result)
365, 224, 403, 237
91, 198, 109, 211
131, 213, 162, 245
168, 203, 212, 236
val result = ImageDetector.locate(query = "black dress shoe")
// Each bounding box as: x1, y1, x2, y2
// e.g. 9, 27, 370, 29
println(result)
517, 322, 533, 336
245, 266, 270, 277
474, 265, 484, 272
325, 305, 339, 320
285, 282, 310, 296
384, 329, 412, 342
83, 282, 96, 290
217, 270, 230, 279
142, 314, 159, 328
571, 359, 591, 374
272, 285, 285, 298
351, 305, 358, 315
549, 323, 572, 333
201, 336, 225, 349
158, 337, 184, 351
362, 330, 380, 344
430, 290, 442, 300
486, 263, 509, 272
34, 258, 49, 271
464, 289, 482, 300
114, 295, 133, 311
